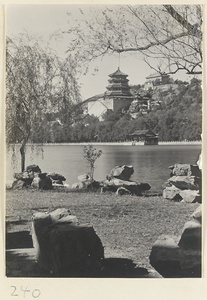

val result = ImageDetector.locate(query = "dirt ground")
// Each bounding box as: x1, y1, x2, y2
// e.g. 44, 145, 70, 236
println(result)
5, 189, 199, 278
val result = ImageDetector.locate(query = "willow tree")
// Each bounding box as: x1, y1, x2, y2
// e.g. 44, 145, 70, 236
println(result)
65, 5, 202, 76
6, 35, 81, 172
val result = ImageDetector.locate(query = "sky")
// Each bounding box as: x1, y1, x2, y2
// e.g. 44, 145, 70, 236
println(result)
6, 4, 195, 100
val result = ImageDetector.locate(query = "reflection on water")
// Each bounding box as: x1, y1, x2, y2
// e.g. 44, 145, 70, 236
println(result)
6, 145, 201, 192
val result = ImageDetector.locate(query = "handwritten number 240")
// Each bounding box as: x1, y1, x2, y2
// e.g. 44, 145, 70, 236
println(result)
11, 286, 41, 298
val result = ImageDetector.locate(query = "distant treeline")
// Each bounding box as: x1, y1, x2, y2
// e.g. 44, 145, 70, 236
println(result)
32, 78, 202, 143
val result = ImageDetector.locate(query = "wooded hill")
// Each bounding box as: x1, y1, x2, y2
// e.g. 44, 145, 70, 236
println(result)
33, 77, 202, 143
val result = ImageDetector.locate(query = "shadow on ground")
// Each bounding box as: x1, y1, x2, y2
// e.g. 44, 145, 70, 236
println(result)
6, 249, 160, 278
6, 231, 33, 249
101, 258, 150, 278
6, 229, 160, 278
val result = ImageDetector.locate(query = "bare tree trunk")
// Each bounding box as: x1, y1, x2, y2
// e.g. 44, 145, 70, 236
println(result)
90, 166, 94, 181
20, 141, 26, 172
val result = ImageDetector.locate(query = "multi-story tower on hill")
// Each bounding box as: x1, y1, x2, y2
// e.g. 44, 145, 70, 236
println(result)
84, 67, 134, 120
106, 67, 133, 99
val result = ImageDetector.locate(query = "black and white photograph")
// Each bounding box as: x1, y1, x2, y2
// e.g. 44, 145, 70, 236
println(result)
3, 2, 203, 285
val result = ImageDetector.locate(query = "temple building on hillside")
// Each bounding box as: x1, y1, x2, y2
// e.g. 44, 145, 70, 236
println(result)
128, 129, 159, 145
144, 72, 173, 90
83, 67, 135, 120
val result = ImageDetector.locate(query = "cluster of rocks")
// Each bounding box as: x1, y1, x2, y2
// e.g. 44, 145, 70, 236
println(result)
31, 208, 104, 276
149, 204, 202, 277
71, 165, 151, 196
12, 165, 66, 190
71, 174, 100, 190
11, 164, 151, 196
101, 165, 151, 196
72, 165, 151, 196
163, 164, 202, 203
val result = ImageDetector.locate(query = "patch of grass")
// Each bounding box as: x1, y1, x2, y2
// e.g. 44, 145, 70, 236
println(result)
6, 189, 199, 270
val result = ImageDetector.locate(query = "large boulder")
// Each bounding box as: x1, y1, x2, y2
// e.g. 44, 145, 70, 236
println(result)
179, 190, 201, 203
49, 208, 73, 223
72, 174, 100, 191
108, 165, 134, 181
72, 182, 84, 189
31, 208, 104, 276
150, 205, 202, 278
12, 165, 42, 190
103, 165, 150, 196
178, 219, 202, 277
26, 164, 41, 173
12, 179, 26, 190
31, 175, 40, 189
169, 164, 201, 177
163, 163, 202, 203
104, 178, 142, 196
31, 173, 53, 190
100, 186, 117, 193
102, 178, 151, 196
149, 235, 181, 278
139, 182, 151, 191
77, 174, 100, 191
12, 166, 68, 190
14, 172, 30, 180
163, 187, 201, 203
77, 173, 94, 188
178, 220, 201, 250
78, 173, 92, 182
163, 186, 182, 201
31, 209, 78, 272
168, 176, 200, 190
47, 173, 66, 185
86, 180, 101, 191
13, 171, 34, 186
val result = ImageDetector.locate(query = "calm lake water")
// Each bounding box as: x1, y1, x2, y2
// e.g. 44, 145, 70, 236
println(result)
6, 144, 201, 192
